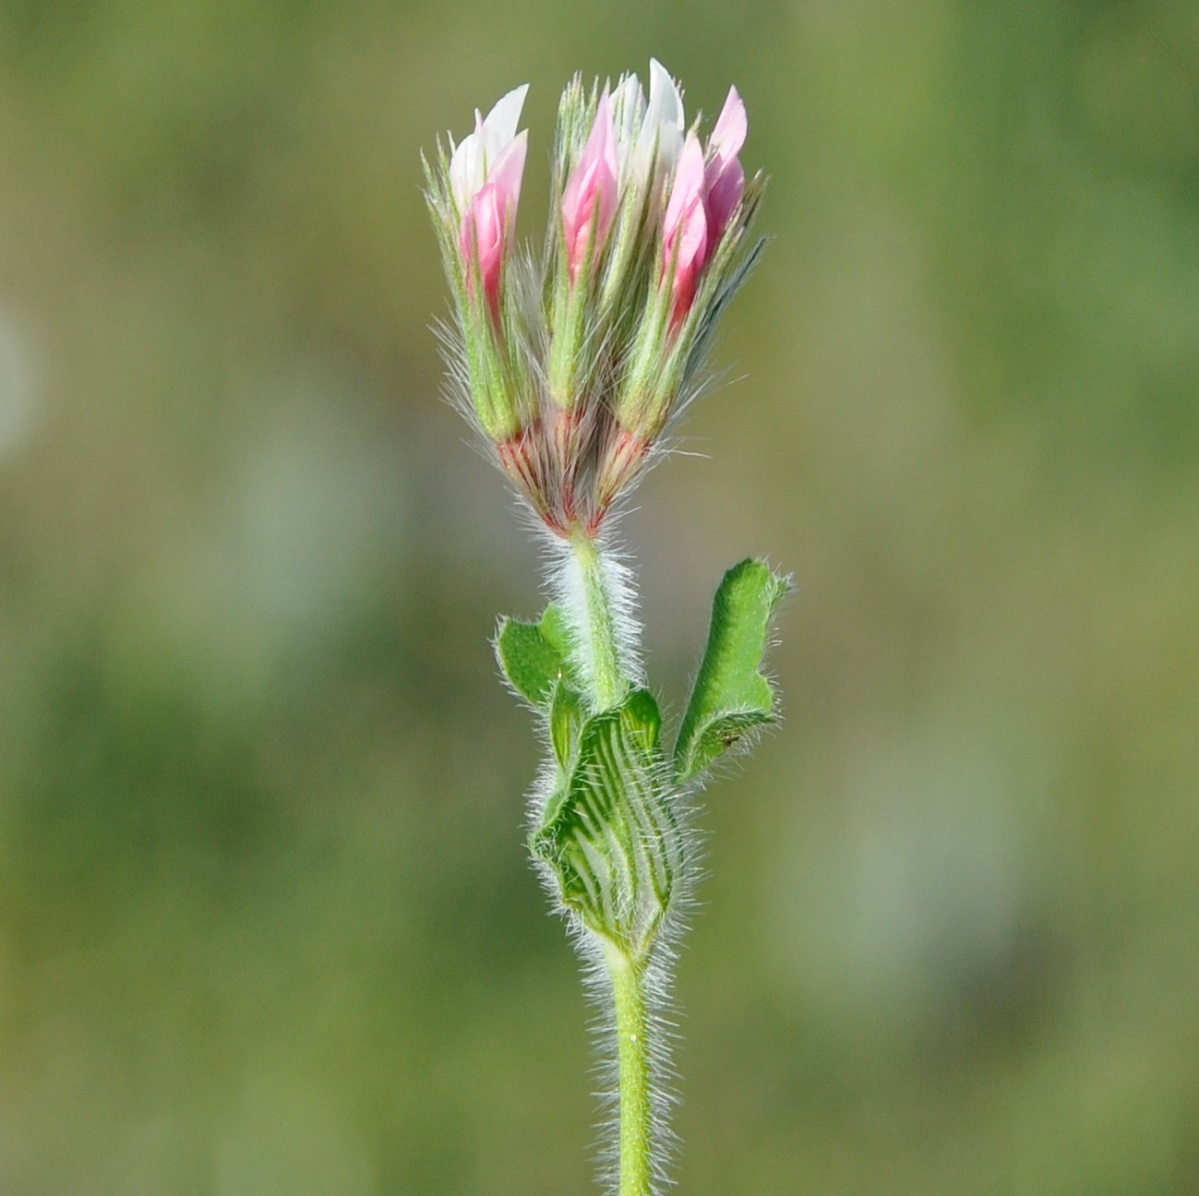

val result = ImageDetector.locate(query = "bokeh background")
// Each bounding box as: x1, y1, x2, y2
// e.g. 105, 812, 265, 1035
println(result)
2, 0, 1198, 1192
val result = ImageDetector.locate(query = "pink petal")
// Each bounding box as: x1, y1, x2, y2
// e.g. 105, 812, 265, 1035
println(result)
704, 155, 744, 244
669, 206, 707, 324
703, 86, 747, 244
663, 133, 705, 248
673, 191, 707, 273
662, 134, 709, 323
460, 182, 507, 316
489, 130, 528, 230
709, 86, 747, 163
561, 93, 619, 278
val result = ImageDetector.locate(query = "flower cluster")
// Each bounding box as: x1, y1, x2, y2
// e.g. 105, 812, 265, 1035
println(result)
424, 62, 764, 537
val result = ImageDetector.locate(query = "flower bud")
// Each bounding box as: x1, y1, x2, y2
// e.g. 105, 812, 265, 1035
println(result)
660, 86, 747, 327
425, 84, 533, 443
561, 92, 619, 282
449, 86, 530, 320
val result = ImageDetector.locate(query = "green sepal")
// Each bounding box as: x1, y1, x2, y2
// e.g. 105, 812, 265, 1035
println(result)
533, 688, 683, 956
674, 559, 792, 784
495, 604, 574, 709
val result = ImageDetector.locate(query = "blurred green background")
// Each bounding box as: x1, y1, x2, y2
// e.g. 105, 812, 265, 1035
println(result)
2, 0, 1198, 1192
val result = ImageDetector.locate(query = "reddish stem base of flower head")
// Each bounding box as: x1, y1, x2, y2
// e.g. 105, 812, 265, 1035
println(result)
595, 426, 652, 516
550, 406, 590, 529
497, 416, 596, 538
496, 411, 658, 542
498, 423, 565, 536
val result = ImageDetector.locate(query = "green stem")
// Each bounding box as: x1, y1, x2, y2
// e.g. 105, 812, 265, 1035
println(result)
562, 532, 659, 1192
606, 944, 654, 1196
569, 531, 629, 711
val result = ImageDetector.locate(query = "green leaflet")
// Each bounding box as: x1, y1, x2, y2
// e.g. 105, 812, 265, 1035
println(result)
495, 604, 574, 709
496, 604, 585, 770
674, 559, 792, 784
533, 689, 683, 957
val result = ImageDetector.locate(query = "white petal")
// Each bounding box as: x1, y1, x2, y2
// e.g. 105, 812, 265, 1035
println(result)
448, 84, 529, 211
448, 128, 484, 210
612, 73, 646, 168
481, 83, 530, 168
633, 59, 684, 185
647, 59, 683, 133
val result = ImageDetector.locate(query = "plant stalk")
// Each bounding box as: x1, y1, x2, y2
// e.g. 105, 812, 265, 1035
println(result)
568, 530, 629, 711
606, 943, 655, 1196
563, 532, 659, 1193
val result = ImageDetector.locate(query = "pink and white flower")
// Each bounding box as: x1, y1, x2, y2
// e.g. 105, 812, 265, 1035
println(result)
660, 86, 748, 325
561, 93, 619, 281
449, 85, 530, 317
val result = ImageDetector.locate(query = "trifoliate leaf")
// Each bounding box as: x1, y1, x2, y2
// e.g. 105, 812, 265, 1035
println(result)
674, 559, 791, 784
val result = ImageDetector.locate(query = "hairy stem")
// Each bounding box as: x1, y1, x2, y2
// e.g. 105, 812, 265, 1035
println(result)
567, 530, 631, 711
606, 943, 655, 1196
559, 533, 662, 1191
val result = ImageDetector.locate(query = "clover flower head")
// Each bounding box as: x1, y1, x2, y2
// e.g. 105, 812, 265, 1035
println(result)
425, 64, 765, 538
